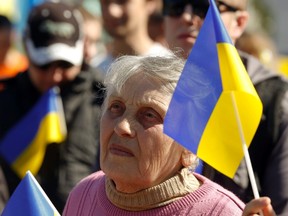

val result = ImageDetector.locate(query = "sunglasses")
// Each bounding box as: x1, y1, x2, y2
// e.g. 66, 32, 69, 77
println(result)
163, 0, 239, 18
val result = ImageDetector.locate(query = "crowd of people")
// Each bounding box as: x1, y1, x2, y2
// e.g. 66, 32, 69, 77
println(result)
0, 1, 104, 213
0, 0, 287, 215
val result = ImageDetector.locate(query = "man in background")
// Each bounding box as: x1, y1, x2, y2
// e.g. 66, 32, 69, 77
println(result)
97, 0, 171, 75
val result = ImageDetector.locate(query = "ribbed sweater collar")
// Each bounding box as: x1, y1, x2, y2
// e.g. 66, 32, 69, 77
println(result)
105, 168, 200, 211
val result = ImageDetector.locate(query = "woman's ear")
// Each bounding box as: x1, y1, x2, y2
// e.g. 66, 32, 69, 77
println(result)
181, 150, 196, 167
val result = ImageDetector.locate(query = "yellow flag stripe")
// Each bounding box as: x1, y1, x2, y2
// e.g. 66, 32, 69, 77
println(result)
197, 43, 263, 178
12, 113, 65, 178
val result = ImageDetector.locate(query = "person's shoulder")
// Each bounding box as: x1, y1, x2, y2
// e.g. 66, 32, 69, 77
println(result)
0, 75, 22, 108
63, 171, 106, 215
0, 71, 28, 93
178, 173, 244, 215
0, 75, 18, 93
193, 173, 245, 210
255, 75, 288, 105
72, 170, 105, 193
238, 50, 280, 84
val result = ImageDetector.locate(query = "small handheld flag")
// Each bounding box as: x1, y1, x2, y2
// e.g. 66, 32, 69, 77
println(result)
0, 87, 66, 178
164, 0, 262, 179
1, 171, 60, 216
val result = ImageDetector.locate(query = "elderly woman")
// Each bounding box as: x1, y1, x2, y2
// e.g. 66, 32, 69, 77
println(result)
63, 54, 275, 216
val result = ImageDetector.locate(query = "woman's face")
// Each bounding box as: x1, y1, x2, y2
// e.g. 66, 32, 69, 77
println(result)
100, 73, 184, 193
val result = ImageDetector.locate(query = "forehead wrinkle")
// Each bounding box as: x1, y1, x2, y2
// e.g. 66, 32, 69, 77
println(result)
136, 92, 169, 107
111, 74, 171, 113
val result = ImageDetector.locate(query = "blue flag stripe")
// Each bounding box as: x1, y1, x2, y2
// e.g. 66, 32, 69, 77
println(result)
210, 0, 233, 44
164, 7, 222, 152
1, 171, 59, 215
0, 89, 58, 163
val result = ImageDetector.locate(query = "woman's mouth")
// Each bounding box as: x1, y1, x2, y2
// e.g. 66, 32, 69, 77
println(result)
109, 144, 134, 157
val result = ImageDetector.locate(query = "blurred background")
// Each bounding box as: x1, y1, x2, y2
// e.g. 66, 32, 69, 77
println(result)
0, 0, 287, 75
245, 0, 288, 75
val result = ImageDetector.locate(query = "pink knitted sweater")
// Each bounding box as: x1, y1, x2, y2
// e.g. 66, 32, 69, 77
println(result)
63, 171, 244, 216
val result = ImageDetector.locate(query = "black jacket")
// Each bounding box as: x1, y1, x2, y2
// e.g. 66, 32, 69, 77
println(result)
0, 70, 104, 213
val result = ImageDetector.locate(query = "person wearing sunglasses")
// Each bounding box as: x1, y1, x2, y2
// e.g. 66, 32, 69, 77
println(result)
163, 0, 243, 58
163, 0, 288, 215
0, 1, 104, 213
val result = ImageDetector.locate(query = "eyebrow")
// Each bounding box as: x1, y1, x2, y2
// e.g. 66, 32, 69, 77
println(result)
136, 97, 168, 117
108, 94, 168, 114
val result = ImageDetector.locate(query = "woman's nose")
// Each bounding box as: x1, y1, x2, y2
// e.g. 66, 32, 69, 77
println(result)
114, 116, 136, 138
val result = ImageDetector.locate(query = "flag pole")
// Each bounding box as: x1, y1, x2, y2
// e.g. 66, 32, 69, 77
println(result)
230, 92, 259, 197
230, 92, 263, 216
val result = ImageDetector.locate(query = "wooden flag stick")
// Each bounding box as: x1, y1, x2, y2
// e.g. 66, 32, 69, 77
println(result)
230, 92, 263, 216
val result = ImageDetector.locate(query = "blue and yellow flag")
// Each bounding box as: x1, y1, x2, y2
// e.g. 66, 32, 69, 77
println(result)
1, 171, 60, 216
164, 0, 262, 178
0, 87, 66, 178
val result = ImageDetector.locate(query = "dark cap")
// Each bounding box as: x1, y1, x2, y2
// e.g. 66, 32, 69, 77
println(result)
25, 1, 84, 66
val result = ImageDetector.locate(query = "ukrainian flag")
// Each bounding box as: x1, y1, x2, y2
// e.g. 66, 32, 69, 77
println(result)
0, 87, 66, 178
1, 171, 60, 216
164, 0, 262, 178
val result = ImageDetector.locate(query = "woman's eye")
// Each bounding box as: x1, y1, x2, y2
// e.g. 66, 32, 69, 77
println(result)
144, 111, 157, 120
109, 101, 124, 114
138, 108, 162, 126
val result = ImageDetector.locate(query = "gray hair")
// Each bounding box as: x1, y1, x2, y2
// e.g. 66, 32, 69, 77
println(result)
104, 54, 186, 99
